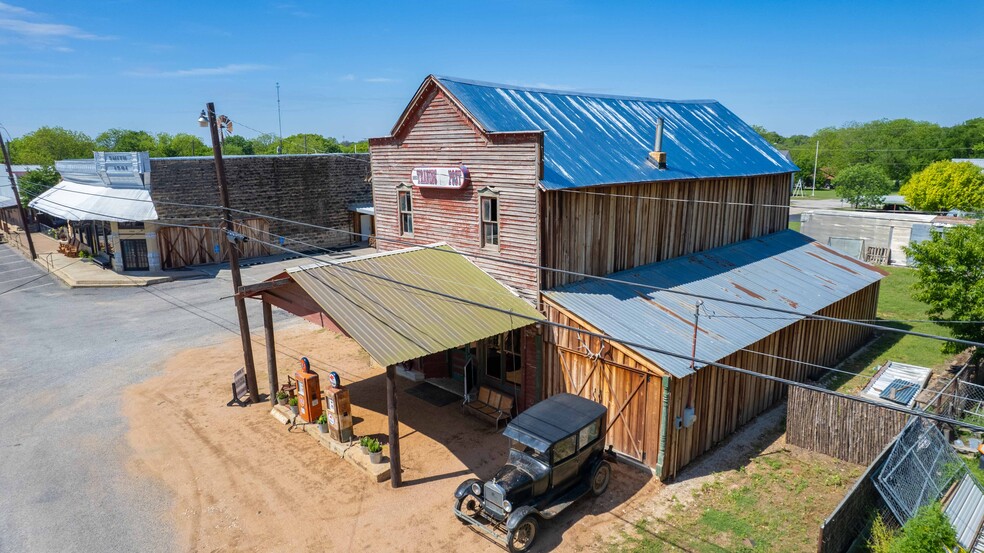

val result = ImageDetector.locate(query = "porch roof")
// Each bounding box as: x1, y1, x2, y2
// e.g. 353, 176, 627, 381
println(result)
28, 180, 158, 222
263, 244, 543, 367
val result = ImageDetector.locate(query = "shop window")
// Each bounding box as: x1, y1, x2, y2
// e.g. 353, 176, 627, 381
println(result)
399, 191, 413, 235
481, 196, 499, 249
485, 329, 522, 387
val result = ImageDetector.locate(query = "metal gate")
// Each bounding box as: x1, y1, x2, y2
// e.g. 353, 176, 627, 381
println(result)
120, 239, 149, 271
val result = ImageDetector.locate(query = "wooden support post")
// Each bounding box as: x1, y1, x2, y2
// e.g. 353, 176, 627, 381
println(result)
0, 131, 36, 260
386, 364, 402, 488
263, 299, 278, 406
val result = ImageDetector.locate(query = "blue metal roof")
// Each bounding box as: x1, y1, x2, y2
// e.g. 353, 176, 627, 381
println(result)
543, 230, 885, 378
879, 379, 920, 405
434, 76, 798, 190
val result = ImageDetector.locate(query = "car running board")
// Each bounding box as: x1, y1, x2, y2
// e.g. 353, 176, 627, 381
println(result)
539, 481, 591, 519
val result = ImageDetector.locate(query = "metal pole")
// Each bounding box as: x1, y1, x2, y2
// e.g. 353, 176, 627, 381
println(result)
812, 140, 819, 197
0, 132, 37, 260
207, 101, 260, 403
386, 364, 402, 487
276, 82, 284, 155
263, 300, 279, 407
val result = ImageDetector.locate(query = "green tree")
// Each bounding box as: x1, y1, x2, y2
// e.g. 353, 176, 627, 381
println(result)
752, 125, 783, 145
280, 133, 341, 154
221, 134, 255, 155
151, 133, 209, 157
832, 163, 893, 208
17, 165, 60, 204
900, 160, 984, 212
905, 222, 984, 353
95, 128, 157, 152
249, 133, 280, 154
8, 127, 94, 164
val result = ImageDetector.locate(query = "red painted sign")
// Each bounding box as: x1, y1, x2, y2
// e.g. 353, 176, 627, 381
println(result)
411, 166, 468, 189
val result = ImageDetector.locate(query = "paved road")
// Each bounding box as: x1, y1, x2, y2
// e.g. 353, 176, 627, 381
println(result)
0, 244, 300, 553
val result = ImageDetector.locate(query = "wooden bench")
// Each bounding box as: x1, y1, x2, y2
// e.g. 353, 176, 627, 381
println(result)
464, 386, 514, 429
58, 238, 81, 258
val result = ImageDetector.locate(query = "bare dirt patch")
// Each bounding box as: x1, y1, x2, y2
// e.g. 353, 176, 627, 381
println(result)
124, 321, 656, 552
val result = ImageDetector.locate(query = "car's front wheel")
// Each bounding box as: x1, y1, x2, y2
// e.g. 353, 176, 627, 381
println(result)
591, 461, 612, 496
507, 515, 539, 553
454, 495, 481, 522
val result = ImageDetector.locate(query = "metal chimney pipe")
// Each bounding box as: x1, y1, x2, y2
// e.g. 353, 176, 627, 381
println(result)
654, 117, 664, 152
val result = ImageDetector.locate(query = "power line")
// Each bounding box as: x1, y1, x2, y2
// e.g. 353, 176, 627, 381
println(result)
19, 179, 982, 349
237, 232, 984, 432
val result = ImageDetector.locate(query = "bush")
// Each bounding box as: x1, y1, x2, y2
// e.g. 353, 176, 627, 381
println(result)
288, 396, 298, 406
901, 160, 984, 211
868, 502, 956, 553
317, 413, 327, 425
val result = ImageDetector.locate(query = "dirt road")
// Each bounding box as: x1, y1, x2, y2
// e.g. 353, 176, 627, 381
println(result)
124, 322, 657, 552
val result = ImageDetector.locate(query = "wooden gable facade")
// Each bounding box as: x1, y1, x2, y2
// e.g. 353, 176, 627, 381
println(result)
369, 81, 543, 302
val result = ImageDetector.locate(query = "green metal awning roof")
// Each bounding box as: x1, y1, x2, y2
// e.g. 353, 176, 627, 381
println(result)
285, 245, 543, 367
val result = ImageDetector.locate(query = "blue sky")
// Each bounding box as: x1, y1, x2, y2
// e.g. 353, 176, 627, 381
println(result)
2, 0, 982, 142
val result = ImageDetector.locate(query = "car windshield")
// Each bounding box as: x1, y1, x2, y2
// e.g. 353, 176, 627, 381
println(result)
510, 439, 548, 463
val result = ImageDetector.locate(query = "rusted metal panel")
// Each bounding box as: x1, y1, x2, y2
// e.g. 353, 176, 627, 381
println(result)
544, 230, 886, 378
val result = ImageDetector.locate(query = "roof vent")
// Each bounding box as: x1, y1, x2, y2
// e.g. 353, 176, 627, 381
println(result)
648, 117, 667, 169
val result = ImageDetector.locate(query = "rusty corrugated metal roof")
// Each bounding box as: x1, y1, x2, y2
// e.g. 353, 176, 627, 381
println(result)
544, 230, 886, 378
433, 76, 798, 190
286, 245, 543, 367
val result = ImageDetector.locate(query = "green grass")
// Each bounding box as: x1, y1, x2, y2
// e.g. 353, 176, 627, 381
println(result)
788, 221, 801, 232
612, 444, 862, 553
828, 266, 955, 393
791, 188, 840, 200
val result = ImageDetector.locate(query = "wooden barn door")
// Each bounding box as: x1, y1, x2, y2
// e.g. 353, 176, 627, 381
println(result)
557, 348, 652, 464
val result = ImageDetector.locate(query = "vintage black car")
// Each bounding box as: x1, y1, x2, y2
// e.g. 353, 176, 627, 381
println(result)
453, 393, 614, 552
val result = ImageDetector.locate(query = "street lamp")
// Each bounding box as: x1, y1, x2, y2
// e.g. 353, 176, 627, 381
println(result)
198, 109, 233, 146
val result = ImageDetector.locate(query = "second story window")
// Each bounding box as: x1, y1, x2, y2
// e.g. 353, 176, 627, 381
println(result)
399, 191, 414, 235
481, 196, 499, 249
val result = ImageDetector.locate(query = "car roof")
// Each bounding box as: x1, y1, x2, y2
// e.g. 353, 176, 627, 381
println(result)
504, 393, 607, 450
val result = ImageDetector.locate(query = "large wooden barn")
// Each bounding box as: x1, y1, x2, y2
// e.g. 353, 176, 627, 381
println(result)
366, 75, 884, 478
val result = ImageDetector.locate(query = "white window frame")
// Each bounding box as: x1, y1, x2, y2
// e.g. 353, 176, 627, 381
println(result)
479, 188, 500, 250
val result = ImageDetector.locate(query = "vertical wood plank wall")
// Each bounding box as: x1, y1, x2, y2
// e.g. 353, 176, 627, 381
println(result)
156, 218, 271, 269
369, 88, 541, 302
541, 174, 792, 289
542, 282, 881, 478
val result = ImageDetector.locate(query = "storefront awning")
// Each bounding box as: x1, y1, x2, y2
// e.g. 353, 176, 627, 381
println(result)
252, 244, 544, 367
29, 180, 158, 222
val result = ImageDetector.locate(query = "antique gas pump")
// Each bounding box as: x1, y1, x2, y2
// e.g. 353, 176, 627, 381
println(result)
294, 357, 323, 423
323, 371, 354, 442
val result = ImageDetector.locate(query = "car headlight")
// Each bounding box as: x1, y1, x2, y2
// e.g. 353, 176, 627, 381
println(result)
503, 500, 512, 513
471, 482, 482, 496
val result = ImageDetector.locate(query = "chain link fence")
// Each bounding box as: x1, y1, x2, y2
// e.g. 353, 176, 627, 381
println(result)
875, 417, 977, 524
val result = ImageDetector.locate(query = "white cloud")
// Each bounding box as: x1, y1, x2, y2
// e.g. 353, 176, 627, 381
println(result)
0, 2, 35, 16
339, 74, 356, 81
339, 74, 399, 84
364, 77, 398, 83
0, 17, 104, 40
126, 63, 270, 78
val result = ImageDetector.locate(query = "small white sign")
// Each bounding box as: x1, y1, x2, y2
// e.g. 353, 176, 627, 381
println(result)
411, 166, 468, 189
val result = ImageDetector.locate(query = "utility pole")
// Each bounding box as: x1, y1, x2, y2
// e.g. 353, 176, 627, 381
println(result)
0, 131, 36, 260
276, 82, 284, 155
812, 140, 819, 197
206, 101, 260, 403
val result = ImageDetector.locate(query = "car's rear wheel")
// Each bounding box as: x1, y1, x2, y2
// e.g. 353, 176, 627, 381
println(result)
507, 515, 538, 553
454, 495, 481, 521
591, 461, 612, 496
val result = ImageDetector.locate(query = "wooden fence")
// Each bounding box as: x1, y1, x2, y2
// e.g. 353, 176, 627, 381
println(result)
157, 218, 271, 269
786, 386, 909, 465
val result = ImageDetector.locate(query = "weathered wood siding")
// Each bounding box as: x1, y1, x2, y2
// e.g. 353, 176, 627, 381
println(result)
786, 385, 908, 465
157, 218, 271, 269
541, 174, 792, 289
369, 88, 541, 301
542, 281, 881, 478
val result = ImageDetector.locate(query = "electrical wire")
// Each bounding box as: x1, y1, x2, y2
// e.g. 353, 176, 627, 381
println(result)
235, 232, 984, 432
15, 173, 983, 348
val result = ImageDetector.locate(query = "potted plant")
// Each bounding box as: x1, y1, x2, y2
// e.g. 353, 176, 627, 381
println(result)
288, 396, 299, 416
317, 413, 329, 434
366, 438, 383, 464
359, 436, 371, 455
276, 390, 289, 406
